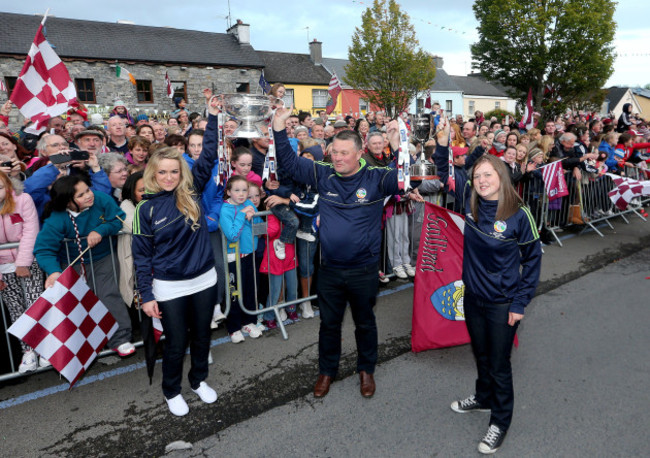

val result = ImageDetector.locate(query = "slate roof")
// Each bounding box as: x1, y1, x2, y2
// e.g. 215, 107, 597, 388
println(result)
605, 87, 630, 108
321, 57, 351, 88
0, 12, 263, 67
430, 67, 462, 92
450, 74, 509, 98
631, 87, 650, 99
259, 51, 331, 85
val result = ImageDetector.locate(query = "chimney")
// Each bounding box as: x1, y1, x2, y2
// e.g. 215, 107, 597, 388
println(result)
433, 56, 444, 69
309, 39, 322, 65
227, 19, 250, 45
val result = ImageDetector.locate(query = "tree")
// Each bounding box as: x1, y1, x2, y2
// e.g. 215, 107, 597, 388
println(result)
471, 0, 616, 119
344, 0, 436, 118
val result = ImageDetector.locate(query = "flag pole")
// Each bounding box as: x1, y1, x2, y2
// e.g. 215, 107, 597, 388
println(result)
68, 245, 91, 268
41, 8, 50, 25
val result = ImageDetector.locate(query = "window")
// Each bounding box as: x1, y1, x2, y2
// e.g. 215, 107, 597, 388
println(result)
468, 100, 475, 115
445, 100, 453, 117
4, 77, 17, 97
312, 89, 328, 108
170, 81, 187, 100
359, 98, 369, 113
75, 78, 96, 103
495, 101, 501, 109
236, 82, 250, 93
136, 80, 154, 103
282, 88, 294, 107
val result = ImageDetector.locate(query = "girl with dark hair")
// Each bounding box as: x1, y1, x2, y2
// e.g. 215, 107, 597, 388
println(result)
0, 171, 46, 373
34, 175, 135, 357
434, 118, 542, 455
118, 171, 145, 306
0, 132, 30, 177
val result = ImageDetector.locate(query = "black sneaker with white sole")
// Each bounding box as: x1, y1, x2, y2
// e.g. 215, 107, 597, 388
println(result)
450, 395, 490, 413
478, 424, 506, 454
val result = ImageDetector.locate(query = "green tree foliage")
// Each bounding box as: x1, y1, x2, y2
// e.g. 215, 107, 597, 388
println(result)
344, 0, 436, 117
471, 0, 616, 119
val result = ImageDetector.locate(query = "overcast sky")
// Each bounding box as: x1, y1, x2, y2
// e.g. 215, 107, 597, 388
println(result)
5, 0, 649, 87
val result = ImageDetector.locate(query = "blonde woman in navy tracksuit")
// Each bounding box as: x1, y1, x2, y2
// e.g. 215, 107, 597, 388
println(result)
434, 119, 542, 454
132, 97, 221, 417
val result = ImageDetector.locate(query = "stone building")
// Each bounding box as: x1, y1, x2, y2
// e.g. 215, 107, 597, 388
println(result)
0, 12, 264, 124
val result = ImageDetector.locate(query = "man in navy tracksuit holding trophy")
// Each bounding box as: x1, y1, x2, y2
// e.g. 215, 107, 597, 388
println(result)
272, 106, 403, 399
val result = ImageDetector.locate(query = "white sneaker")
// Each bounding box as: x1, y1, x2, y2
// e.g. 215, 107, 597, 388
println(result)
300, 301, 315, 319
296, 230, 316, 242
39, 356, 51, 368
19, 350, 38, 374
210, 319, 220, 330
208, 351, 213, 365
273, 239, 286, 260
212, 304, 226, 321
230, 330, 245, 343
404, 264, 416, 277
279, 308, 288, 322
393, 265, 408, 279
256, 322, 267, 332
192, 381, 218, 404
165, 394, 189, 416
113, 342, 136, 357
242, 323, 262, 339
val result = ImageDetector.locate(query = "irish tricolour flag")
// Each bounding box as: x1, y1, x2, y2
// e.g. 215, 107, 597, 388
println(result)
116, 64, 136, 85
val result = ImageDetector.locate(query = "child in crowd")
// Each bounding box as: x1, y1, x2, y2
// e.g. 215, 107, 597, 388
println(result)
230, 147, 263, 188
219, 176, 263, 343
0, 172, 47, 373
126, 136, 150, 168
500, 146, 523, 184
293, 147, 321, 242
248, 182, 269, 328
260, 211, 298, 329
515, 144, 528, 174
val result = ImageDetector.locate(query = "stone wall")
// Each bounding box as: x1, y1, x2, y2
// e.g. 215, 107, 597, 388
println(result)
0, 57, 262, 126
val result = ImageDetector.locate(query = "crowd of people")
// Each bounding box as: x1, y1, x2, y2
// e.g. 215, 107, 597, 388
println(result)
0, 82, 648, 435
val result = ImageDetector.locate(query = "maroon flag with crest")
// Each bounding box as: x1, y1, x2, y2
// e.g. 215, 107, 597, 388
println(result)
412, 203, 470, 351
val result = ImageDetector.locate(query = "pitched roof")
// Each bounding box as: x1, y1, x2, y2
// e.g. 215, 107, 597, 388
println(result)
450, 74, 509, 98
605, 87, 631, 109
430, 67, 462, 92
322, 57, 354, 88
259, 51, 331, 85
0, 12, 263, 67
631, 87, 650, 100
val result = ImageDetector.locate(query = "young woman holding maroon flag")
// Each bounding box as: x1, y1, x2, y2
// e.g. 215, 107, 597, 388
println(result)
132, 95, 221, 417
433, 116, 542, 454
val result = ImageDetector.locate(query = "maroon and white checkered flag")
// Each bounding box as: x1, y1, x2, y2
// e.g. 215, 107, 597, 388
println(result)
8, 266, 117, 387
606, 173, 650, 210
9, 13, 77, 133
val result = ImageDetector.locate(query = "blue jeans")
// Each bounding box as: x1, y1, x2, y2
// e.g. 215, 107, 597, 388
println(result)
263, 268, 298, 321
464, 292, 519, 431
158, 283, 217, 399
270, 204, 299, 244
317, 262, 378, 377
296, 237, 319, 278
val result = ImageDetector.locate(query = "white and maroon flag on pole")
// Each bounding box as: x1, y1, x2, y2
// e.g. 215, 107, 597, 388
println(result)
541, 160, 569, 201
424, 89, 432, 109
9, 12, 77, 133
165, 72, 173, 99
521, 87, 535, 130
8, 266, 117, 387
0, 79, 7, 93
606, 173, 650, 210
325, 73, 342, 115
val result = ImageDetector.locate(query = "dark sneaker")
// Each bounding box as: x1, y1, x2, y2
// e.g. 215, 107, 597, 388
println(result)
450, 395, 490, 413
478, 424, 506, 454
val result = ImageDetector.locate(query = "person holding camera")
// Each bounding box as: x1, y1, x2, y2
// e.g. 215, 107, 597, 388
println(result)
24, 130, 111, 218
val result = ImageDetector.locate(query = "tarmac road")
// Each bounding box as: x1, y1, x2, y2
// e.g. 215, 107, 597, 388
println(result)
0, 216, 648, 457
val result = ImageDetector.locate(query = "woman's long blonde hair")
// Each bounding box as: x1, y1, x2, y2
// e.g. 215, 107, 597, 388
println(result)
144, 146, 201, 230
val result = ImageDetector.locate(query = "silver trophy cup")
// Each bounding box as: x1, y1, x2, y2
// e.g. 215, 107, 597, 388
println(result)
222, 94, 279, 138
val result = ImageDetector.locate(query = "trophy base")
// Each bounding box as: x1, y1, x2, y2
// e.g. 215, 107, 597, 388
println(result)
228, 122, 266, 139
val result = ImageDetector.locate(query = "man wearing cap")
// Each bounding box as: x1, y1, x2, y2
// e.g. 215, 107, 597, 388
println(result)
332, 119, 348, 134
107, 117, 129, 154
24, 130, 111, 217
271, 105, 404, 400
